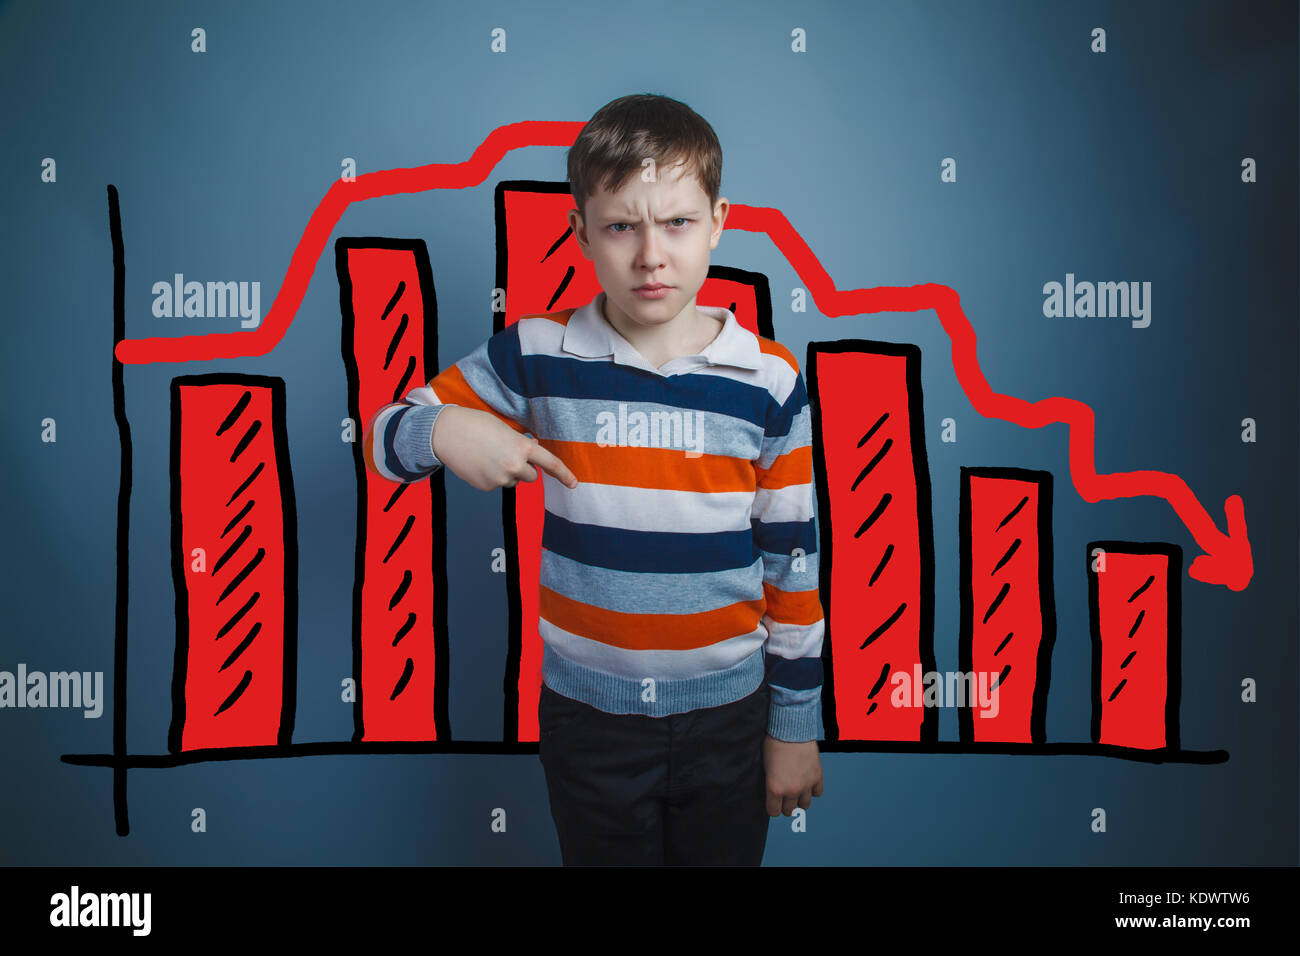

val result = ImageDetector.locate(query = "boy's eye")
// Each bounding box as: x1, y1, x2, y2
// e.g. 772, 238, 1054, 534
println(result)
608, 218, 690, 233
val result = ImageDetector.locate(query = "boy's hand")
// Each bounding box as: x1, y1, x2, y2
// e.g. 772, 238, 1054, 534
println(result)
431, 405, 578, 492
762, 737, 824, 817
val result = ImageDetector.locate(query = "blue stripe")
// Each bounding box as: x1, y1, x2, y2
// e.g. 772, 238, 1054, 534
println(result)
768, 374, 808, 439
542, 512, 759, 573
765, 654, 823, 690
486, 321, 524, 388
382, 405, 426, 480
496, 351, 774, 429
752, 516, 818, 556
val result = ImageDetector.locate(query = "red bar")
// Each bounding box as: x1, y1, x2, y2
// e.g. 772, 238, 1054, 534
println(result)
1088, 542, 1182, 751
170, 376, 295, 752
495, 184, 598, 741
339, 241, 446, 742
960, 467, 1055, 744
807, 342, 935, 742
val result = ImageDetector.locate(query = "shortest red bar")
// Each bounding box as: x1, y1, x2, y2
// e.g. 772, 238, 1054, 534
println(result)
1087, 541, 1182, 751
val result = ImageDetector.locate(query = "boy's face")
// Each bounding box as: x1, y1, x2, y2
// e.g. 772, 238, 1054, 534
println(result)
568, 160, 727, 333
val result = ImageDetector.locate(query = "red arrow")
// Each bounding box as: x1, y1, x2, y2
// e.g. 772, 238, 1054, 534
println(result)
728, 206, 1253, 591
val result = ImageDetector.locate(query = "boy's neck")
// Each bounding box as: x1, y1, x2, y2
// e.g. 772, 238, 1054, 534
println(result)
599, 291, 724, 370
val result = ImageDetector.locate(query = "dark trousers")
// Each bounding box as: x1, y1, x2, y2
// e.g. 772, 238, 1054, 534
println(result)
538, 680, 771, 866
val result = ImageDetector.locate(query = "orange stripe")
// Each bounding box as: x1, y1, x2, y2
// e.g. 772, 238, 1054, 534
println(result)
761, 582, 823, 625
754, 444, 811, 488
537, 440, 755, 492
756, 337, 799, 374
540, 586, 766, 650
524, 308, 577, 326
429, 364, 530, 434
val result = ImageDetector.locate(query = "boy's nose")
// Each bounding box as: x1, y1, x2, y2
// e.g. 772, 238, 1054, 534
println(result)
636, 232, 665, 268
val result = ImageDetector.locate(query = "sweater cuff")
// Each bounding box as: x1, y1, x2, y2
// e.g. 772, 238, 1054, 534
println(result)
396, 404, 451, 471
766, 686, 825, 742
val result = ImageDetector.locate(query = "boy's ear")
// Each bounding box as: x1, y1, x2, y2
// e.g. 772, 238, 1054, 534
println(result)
568, 207, 591, 257
709, 197, 729, 249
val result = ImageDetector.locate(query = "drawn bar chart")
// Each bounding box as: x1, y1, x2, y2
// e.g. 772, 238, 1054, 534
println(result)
62, 176, 1230, 840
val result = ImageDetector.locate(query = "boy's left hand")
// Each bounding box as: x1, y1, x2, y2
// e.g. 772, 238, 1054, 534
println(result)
762, 736, 824, 816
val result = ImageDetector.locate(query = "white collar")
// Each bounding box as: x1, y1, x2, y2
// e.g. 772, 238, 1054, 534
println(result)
560, 291, 764, 372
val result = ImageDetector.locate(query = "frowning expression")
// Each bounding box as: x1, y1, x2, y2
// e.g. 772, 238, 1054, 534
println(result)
569, 160, 728, 333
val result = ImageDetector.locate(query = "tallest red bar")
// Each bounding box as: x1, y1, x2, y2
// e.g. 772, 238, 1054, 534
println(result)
493, 181, 778, 742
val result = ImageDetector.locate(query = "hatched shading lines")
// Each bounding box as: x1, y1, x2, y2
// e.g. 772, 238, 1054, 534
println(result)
214, 670, 253, 717
1110, 574, 1156, 702
215, 585, 262, 675
866, 663, 890, 717
854, 410, 907, 709
540, 223, 578, 310
212, 525, 252, 576
384, 313, 409, 371
377, 276, 424, 704
981, 496, 1030, 691
210, 389, 269, 715
391, 657, 415, 701
221, 498, 254, 537
226, 462, 264, 507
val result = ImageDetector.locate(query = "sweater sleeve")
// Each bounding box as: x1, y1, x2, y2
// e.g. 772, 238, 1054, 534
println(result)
752, 363, 825, 742
361, 323, 533, 483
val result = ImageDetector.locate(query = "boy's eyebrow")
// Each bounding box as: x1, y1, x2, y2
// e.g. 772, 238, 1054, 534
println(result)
599, 209, 701, 222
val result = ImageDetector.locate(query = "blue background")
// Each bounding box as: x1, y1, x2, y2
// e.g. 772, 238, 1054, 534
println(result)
0, 0, 1295, 865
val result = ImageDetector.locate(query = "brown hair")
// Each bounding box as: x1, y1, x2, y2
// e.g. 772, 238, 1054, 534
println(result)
567, 93, 722, 222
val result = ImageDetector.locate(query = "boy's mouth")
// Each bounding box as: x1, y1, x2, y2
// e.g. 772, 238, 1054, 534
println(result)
633, 283, 673, 299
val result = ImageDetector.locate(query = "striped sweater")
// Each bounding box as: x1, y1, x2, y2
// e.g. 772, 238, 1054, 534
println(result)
362, 290, 825, 742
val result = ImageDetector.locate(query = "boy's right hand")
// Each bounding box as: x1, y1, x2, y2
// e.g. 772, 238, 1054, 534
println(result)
431, 405, 578, 491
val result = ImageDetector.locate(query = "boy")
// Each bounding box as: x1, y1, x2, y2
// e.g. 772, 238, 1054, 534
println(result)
363, 93, 825, 866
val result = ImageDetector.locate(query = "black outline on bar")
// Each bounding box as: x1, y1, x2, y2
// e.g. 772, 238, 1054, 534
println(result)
107, 184, 131, 834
